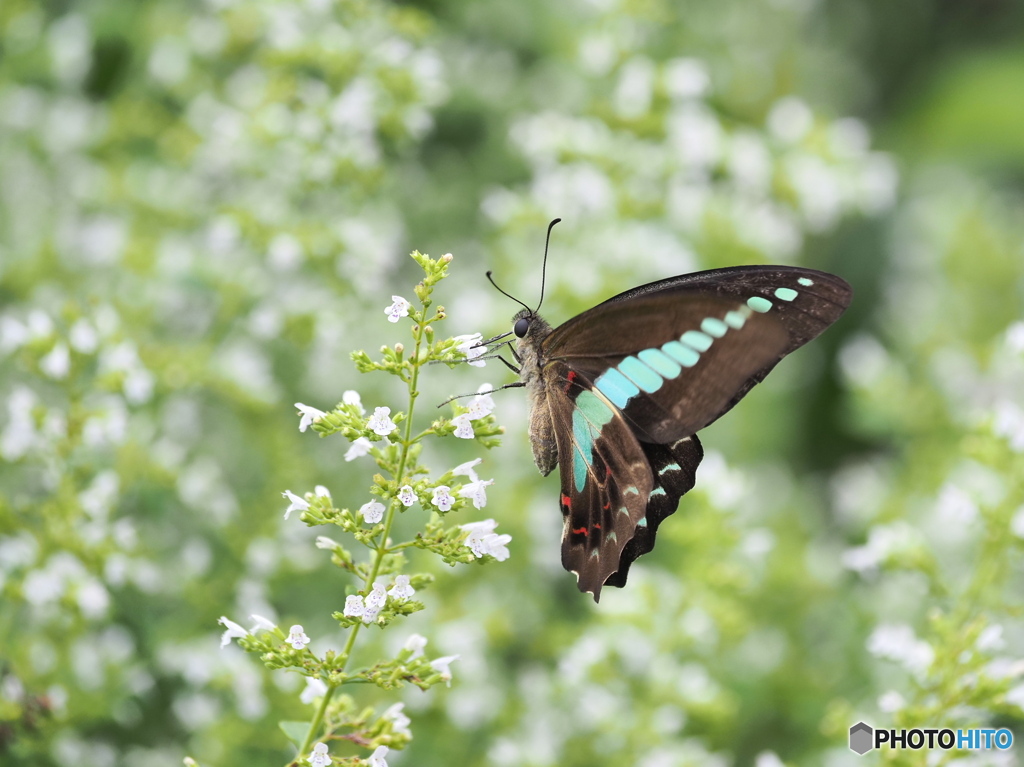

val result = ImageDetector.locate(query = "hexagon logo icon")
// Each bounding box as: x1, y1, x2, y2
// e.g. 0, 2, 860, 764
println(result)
849, 721, 873, 755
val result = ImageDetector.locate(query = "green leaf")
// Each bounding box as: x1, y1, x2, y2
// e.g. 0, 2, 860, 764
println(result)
279, 721, 309, 749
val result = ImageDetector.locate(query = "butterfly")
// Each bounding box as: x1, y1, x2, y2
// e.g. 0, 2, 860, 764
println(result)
484, 220, 853, 601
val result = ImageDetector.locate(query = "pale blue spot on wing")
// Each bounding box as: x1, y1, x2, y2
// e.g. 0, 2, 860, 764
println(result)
747, 296, 772, 313
774, 287, 798, 302
650, 487, 666, 497
798, 277, 814, 286
624, 486, 639, 496
595, 367, 639, 409
572, 446, 588, 494
658, 462, 681, 475
637, 348, 682, 379
618, 506, 629, 515
680, 330, 713, 352
724, 310, 747, 330
575, 389, 614, 426
607, 531, 618, 542
590, 549, 600, 559
663, 340, 700, 367
637, 517, 648, 527
701, 317, 728, 338
571, 391, 615, 493
618, 355, 663, 393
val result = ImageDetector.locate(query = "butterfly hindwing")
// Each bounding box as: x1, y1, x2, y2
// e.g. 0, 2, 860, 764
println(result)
544, 363, 703, 600
602, 433, 703, 589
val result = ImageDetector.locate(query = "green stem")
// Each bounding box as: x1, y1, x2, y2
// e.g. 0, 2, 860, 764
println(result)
296, 314, 427, 761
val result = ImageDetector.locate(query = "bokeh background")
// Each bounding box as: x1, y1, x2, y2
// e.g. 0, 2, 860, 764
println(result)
3, 0, 1024, 765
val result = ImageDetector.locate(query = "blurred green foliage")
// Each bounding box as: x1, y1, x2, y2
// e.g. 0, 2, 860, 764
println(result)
2, 0, 1024, 766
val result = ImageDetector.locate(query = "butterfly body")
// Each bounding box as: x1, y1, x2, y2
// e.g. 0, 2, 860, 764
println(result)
509, 265, 852, 601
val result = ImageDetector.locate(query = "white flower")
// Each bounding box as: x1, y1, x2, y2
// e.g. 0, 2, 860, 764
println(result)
367, 745, 389, 767
454, 332, 486, 367
388, 575, 415, 601
430, 655, 459, 686
977, 624, 1005, 652
1007, 684, 1024, 711
878, 690, 905, 713
1011, 506, 1024, 538
467, 383, 495, 420
458, 478, 494, 510
345, 436, 373, 461
935, 483, 977, 525
218, 616, 248, 647
452, 413, 474, 439
462, 518, 497, 537
282, 490, 310, 519
360, 500, 385, 524
315, 485, 331, 499
385, 296, 411, 323
366, 580, 388, 611
841, 521, 920, 574
40, 343, 70, 379
867, 623, 934, 677
397, 485, 417, 507
287, 625, 310, 650
462, 519, 511, 560
69, 318, 98, 353
301, 677, 328, 704
343, 595, 365, 618
295, 402, 327, 432
1006, 321, 1024, 353
431, 485, 454, 511
310, 742, 331, 767
452, 458, 481, 482
367, 407, 397, 436
404, 633, 427, 658
382, 702, 411, 737
342, 389, 364, 414
363, 582, 387, 622
250, 614, 276, 632
994, 400, 1024, 452
483, 532, 512, 561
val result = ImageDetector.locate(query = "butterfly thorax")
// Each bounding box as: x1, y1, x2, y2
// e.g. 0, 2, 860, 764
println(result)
513, 310, 559, 477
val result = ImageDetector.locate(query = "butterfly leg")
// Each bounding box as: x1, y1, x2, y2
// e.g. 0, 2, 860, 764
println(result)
496, 355, 521, 375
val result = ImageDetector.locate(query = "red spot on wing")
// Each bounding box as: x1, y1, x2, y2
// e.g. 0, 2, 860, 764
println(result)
593, 523, 601, 529
564, 370, 578, 394
602, 502, 609, 510
572, 526, 589, 536
561, 494, 572, 509
605, 466, 612, 478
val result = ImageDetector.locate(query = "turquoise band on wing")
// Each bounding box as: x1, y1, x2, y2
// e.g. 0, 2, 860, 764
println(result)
571, 390, 615, 492
580, 284, 802, 490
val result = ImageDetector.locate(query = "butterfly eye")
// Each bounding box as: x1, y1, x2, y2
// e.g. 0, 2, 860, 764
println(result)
513, 317, 530, 338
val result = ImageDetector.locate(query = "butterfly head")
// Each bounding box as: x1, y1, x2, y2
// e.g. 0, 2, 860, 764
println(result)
511, 308, 551, 343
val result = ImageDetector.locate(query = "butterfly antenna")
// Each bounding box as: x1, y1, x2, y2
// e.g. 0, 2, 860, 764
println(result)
534, 217, 561, 314
486, 270, 532, 314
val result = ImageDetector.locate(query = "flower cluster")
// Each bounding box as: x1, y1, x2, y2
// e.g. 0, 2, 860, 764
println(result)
219, 251, 510, 764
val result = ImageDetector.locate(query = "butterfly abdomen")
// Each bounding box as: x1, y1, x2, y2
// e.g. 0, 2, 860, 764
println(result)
516, 312, 559, 476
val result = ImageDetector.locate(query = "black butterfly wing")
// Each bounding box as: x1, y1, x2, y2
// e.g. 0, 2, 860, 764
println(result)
545, 362, 703, 600
543, 266, 851, 443
601, 434, 703, 589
